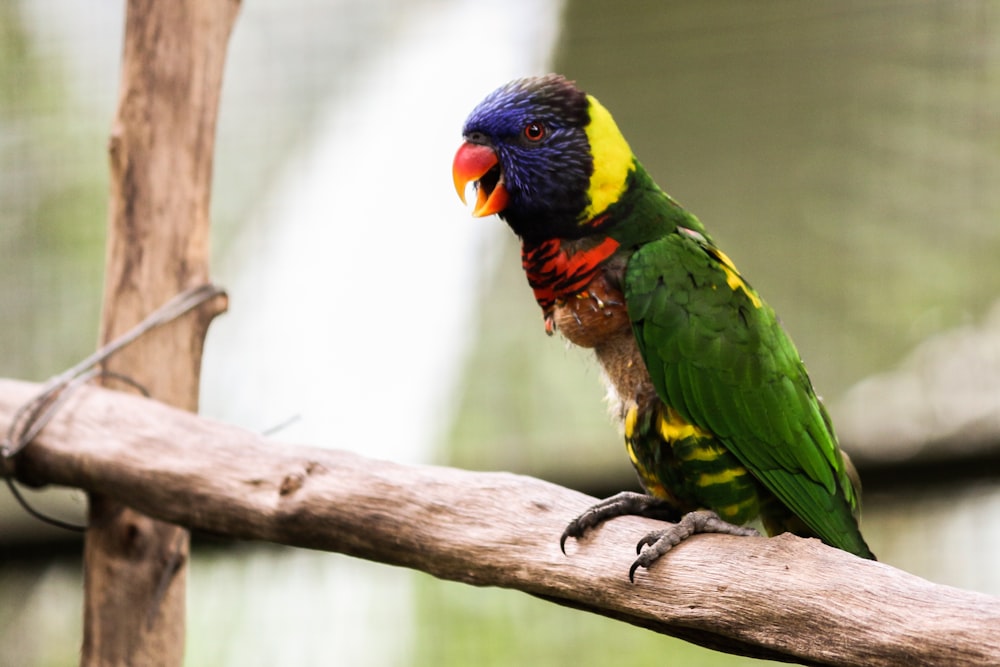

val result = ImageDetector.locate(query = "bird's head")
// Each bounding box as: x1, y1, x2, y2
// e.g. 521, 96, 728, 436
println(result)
452, 74, 634, 242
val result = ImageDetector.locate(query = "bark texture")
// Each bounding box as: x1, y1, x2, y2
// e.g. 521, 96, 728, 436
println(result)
88, 0, 237, 664
3, 379, 998, 667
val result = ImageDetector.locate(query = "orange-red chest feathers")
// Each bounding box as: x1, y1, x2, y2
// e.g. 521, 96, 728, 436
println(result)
520, 235, 634, 349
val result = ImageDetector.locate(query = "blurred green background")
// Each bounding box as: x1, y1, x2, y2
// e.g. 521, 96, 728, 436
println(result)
2, 0, 999, 665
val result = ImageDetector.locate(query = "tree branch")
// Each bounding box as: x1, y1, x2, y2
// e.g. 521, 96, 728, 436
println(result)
3, 378, 998, 667
89, 0, 237, 663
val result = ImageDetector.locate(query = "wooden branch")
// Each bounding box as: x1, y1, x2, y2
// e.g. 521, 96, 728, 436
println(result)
91, 0, 236, 664
3, 379, 998, 667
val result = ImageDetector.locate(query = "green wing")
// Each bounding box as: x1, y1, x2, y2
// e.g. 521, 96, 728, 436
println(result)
624, 228, 874, 559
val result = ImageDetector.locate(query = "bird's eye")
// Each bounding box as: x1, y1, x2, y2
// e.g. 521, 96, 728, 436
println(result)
523, 122, 545, 142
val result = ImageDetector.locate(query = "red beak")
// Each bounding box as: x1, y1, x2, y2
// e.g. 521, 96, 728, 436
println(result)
452, 141, 509, 217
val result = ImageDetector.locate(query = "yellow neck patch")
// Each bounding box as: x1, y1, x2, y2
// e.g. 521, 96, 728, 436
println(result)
582, 95, 634, 221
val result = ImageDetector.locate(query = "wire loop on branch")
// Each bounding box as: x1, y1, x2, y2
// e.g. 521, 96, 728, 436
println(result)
1, 282, 226, 530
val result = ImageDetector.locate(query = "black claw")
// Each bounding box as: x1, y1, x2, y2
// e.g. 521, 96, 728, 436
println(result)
628, 560, 641, 583
635, 532, 657, 554
559, 518, 585, 554
558, 493, 686, 572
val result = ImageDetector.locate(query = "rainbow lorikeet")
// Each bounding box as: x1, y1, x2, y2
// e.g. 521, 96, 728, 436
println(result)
452, 74, 875, 579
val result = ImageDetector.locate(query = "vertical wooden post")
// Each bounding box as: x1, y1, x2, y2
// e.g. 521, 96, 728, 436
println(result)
84, 1, 239, 664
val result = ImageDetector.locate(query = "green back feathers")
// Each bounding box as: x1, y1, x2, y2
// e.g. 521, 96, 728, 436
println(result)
624, 228, 873, 559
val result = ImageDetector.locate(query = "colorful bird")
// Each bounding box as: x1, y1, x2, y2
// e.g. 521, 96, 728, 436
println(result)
453, 74, 874, 580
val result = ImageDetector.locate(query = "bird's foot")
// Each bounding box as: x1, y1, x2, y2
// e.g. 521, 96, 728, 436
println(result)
628, 510, 760, 582
560, 491, 681, 554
